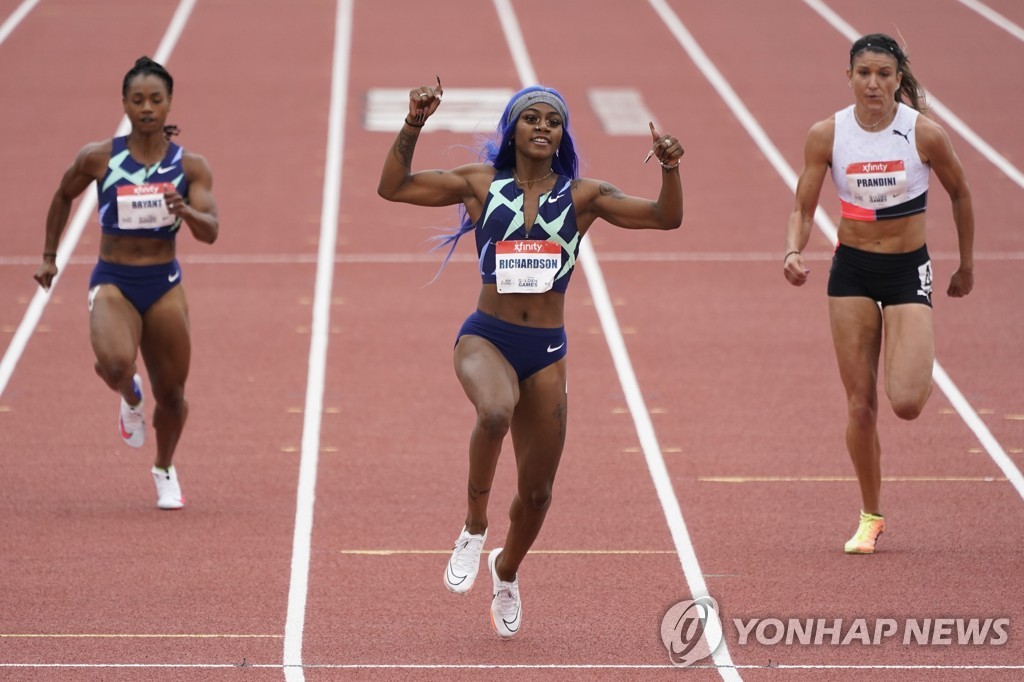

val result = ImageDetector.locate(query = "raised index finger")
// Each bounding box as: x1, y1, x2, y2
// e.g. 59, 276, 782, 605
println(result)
648, 121, 660, 142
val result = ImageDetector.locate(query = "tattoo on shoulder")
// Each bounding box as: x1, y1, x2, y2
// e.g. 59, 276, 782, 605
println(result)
598, 182, 625, 199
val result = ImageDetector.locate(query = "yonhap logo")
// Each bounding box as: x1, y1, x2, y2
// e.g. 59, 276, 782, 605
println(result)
660, 596, 724, 667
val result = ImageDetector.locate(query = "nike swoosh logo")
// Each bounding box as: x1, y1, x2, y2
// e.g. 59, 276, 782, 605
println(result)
168, 270, 181, 283
546, 193, 566, 204
445, 560, 468, 586
503, 606, 521, 632
119, 417, 132, 440
157, 165, 177, 173
547, 343, 565, 353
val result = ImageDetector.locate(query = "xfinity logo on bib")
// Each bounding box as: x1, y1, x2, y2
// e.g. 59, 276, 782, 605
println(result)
859, 162, 890, 173
512, 241, 546, 253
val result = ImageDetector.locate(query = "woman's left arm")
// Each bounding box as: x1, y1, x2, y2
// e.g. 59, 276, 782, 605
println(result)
167, 153, 219, 245
578, 125, 683, 232
918, 116, 974, 297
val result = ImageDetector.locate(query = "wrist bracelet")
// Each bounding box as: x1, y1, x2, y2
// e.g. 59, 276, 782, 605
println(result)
43, 252, 57, 260
784, 250, 801, 262
660, 160, 680, 170
404, 117, 424, 128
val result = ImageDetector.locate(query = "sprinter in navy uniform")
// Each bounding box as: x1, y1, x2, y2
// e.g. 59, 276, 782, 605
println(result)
35, 57, 218, 510
379, 83, 683, 638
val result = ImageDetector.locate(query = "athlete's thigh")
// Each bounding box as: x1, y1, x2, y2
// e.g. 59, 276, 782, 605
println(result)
89, 284, 143, 361
829, 296, 883, 396
510, 359, 567, 480
139, 285, 191, 394
454, 335, 520, 412
881, 303, 934, 396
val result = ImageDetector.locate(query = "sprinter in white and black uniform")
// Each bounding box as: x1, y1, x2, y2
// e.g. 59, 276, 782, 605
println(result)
34, 57, 219, 510
379, 83, 684, 638
784, 34, 974, 555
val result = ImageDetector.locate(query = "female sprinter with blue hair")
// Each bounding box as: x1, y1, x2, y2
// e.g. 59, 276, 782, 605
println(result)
379, 82, 684, 638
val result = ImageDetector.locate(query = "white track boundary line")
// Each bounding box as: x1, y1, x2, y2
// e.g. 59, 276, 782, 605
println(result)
803, 0, 1024, 192
2, 662, 1021, 671
281, 1, 352, 680
0, 0, 40, 47
958, 0, 1024, 43
492, 1, 740, 678
0, 0, 197, 399
646, 0, 1024, 504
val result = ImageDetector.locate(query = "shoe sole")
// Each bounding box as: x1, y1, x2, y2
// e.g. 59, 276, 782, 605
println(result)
845, 531, 883, 554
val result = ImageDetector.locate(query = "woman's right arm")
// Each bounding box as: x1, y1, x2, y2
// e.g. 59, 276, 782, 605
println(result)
34, 142, 107, 291
783, 119, 833, 287
377, 81, 485, 208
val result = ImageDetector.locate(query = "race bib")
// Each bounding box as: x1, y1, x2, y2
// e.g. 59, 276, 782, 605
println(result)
116, 182, 175, 229
495, 240, 562, 294
845, 160, 908, 209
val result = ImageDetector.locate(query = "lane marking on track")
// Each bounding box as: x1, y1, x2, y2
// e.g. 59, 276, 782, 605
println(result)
0, 0, 198, 400
0, 0, 40, 47
282, 2, 353, 681
364, 87, 655, 135
3, 663, 1022, 671
365, 88, 509, 133
0, 633, 281, 639
700, 476, 1009, 483
804, 0, 1024, 192
491, 1, 741, 680
957, 0, 1024, 43
648, 0, 1024, 504
340, 549, 678, 555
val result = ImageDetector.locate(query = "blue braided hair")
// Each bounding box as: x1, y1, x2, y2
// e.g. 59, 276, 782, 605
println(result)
430, 85, 579, 271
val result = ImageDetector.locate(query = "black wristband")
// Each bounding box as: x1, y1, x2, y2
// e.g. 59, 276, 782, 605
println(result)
784, 250, 801, 262
43, 252, 57, 260
404, 117, 424, 128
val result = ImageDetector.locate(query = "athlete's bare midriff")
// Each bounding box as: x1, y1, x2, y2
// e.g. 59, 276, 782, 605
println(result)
474, 285, 565, 328
837, 212, 926, 253
99, 233, 176, 265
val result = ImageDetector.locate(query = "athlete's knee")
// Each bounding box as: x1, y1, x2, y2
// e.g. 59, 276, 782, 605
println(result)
94, 357, 134, 387
847, 396, 878, 431
153, 384, 187, 413
520, 483, 553, 513
891, 393, 928, 421
475, 405, 513, 439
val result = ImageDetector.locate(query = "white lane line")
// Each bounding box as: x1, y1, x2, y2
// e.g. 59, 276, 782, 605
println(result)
281, 1, 352, 680
958, 0, 1024, 42
492, 0, 740, 679
0, 0, 40, 47
646, 0, 1024, 503
0, 0, 198, 399
4, 662, 1021, 671
803, 0, 1024, 192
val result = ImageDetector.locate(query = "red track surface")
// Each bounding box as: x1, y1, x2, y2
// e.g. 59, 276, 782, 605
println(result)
1, 1, 1022, 680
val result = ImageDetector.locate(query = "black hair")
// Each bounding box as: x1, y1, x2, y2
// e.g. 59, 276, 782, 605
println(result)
122, 56, 173, 97
849, 33, 928, 112
122, 56, 179, 139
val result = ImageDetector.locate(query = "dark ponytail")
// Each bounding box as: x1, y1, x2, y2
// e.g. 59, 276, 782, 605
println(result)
849, 33, 928, 113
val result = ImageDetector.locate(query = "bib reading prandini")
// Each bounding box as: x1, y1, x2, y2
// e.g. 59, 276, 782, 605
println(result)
496, 241, 562, 294
116, 182, 175, 230
842, 160, 908, 220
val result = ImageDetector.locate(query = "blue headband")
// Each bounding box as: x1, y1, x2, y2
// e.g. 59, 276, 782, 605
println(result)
506, 90, 568, 125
